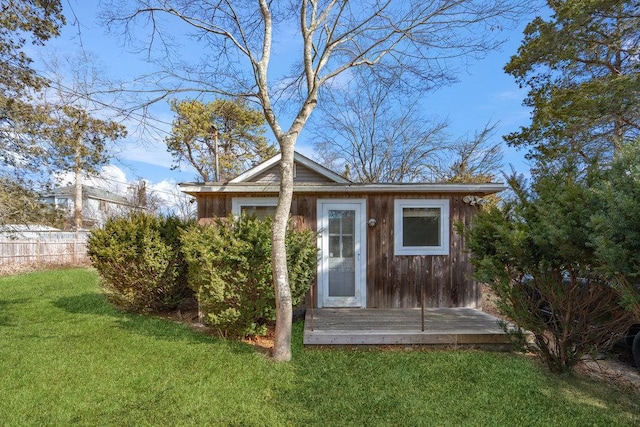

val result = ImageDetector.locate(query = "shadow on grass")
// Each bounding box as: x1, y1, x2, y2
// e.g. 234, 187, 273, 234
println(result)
0, 298, 30, 327
54, 293, 117, 317
53, 293, 257, 355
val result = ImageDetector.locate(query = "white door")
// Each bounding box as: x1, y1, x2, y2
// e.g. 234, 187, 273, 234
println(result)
317, 200, 366, 308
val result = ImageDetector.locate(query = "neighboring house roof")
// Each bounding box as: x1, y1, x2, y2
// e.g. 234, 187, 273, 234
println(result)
180, 151, 505, 195
41, 185, 131, 206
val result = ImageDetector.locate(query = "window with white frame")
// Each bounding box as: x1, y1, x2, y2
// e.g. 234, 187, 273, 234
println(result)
231, 197, 278, 220
394, 199, 449, 255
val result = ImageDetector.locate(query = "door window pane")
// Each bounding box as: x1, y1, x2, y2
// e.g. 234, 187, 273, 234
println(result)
327, 209, 356, 297
328, 210, 354, 258
329, 236, 341, 257
329, 216, 341, 234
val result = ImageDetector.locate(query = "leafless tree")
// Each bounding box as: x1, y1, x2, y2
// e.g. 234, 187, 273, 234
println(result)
310, 69, 449, 182
41, 54, 127, 230
438, 123, 503, 183
103, 0, 531, 361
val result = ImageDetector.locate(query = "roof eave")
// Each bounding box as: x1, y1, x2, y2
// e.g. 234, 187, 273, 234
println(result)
178, 182, 506, 196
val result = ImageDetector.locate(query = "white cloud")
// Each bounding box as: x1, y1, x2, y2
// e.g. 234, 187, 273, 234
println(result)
52, 164, 129, 195
150, 178, 195, 218
150, 178, 180, 204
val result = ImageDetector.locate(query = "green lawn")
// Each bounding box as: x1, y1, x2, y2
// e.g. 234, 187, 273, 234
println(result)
0, 268, 638, 426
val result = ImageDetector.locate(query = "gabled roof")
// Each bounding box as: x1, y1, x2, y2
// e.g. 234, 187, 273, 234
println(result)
179, 150, 506, 196
229, 151, 351, 184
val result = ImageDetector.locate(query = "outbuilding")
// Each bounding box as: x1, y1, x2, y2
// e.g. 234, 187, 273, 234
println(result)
179, 151, 504, 311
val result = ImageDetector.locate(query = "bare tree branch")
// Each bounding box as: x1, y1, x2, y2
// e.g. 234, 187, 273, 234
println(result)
100, 0, 534, 361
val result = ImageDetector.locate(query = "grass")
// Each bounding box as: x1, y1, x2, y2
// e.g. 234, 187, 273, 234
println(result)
0, 268, 638, 426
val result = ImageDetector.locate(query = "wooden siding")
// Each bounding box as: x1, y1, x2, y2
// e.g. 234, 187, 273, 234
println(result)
194, 191, 483, 309
197, 195, 230, 221
250, 163, 336, 183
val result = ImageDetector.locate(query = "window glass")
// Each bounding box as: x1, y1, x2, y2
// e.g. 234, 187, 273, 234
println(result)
232, 198, 278, 220
328, 210, 354, 258
394, 200, 449, 255
402, 207, 441, 247
240, 205, 276, 220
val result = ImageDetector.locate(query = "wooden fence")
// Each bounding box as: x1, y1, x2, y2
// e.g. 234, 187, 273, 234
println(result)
0, 231, 90, 271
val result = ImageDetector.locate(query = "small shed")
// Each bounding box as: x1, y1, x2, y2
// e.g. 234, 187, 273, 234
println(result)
179, 152, 503, 310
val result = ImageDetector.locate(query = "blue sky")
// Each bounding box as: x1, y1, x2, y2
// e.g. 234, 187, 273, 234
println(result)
37, 1, 542, 188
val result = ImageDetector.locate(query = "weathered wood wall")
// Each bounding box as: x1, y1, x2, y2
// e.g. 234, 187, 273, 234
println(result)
195, 191, 482, 309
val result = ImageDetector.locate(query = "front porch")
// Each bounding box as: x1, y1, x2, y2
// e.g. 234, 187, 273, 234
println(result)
303, 308, 514, 349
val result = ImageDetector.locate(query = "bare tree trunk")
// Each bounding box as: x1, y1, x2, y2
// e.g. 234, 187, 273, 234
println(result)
271, 138, 295, 361
74, 148, 83, 230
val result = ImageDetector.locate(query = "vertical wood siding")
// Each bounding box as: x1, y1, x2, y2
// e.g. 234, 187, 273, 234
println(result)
195, 191, 482, 308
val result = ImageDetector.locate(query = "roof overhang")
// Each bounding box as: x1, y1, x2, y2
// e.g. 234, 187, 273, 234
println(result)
179, 182, 506, 196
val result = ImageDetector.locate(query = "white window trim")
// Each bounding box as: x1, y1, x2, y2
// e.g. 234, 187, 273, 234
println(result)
231, 197, 278, 216
394, 199, 450, 256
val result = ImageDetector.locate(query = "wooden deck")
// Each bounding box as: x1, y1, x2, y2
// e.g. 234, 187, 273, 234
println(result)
303, 308, 514, 349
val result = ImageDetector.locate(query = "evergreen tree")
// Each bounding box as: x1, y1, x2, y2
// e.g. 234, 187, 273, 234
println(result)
166, 98, 276, 182
505, 0, 640, 167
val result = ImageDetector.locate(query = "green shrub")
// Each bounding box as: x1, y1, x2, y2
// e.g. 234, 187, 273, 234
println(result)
181, 215, 317, 338
87, 213, 194, 312
465, 170, 636, 373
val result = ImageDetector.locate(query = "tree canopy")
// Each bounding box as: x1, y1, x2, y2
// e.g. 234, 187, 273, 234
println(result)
505, 0, 640, 167
166, 98, 275, 182
465, 161, 637, 373
0, 0, 64, 99
45, 105, 126, 175
0, 176, 63, 226
45, 104, 127, 229
462, 0, 640, 374
0, 0, 65, 156
0, 0, 66, 226
437, 124, 503, 183
592, 139, 640, 318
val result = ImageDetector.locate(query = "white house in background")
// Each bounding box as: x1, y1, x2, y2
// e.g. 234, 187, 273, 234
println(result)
40, 185, 133, 229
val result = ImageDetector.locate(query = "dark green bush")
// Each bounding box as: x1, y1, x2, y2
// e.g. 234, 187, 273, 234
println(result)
181, 215, 317, 338
87, 213, 194, 312
465, 169, 636, 373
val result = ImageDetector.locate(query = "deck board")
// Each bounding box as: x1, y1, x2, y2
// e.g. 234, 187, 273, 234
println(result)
303, 308, 514, 348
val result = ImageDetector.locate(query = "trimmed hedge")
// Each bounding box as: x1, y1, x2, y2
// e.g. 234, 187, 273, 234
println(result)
181, 216, 317, 338
87, 213, 194, 312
